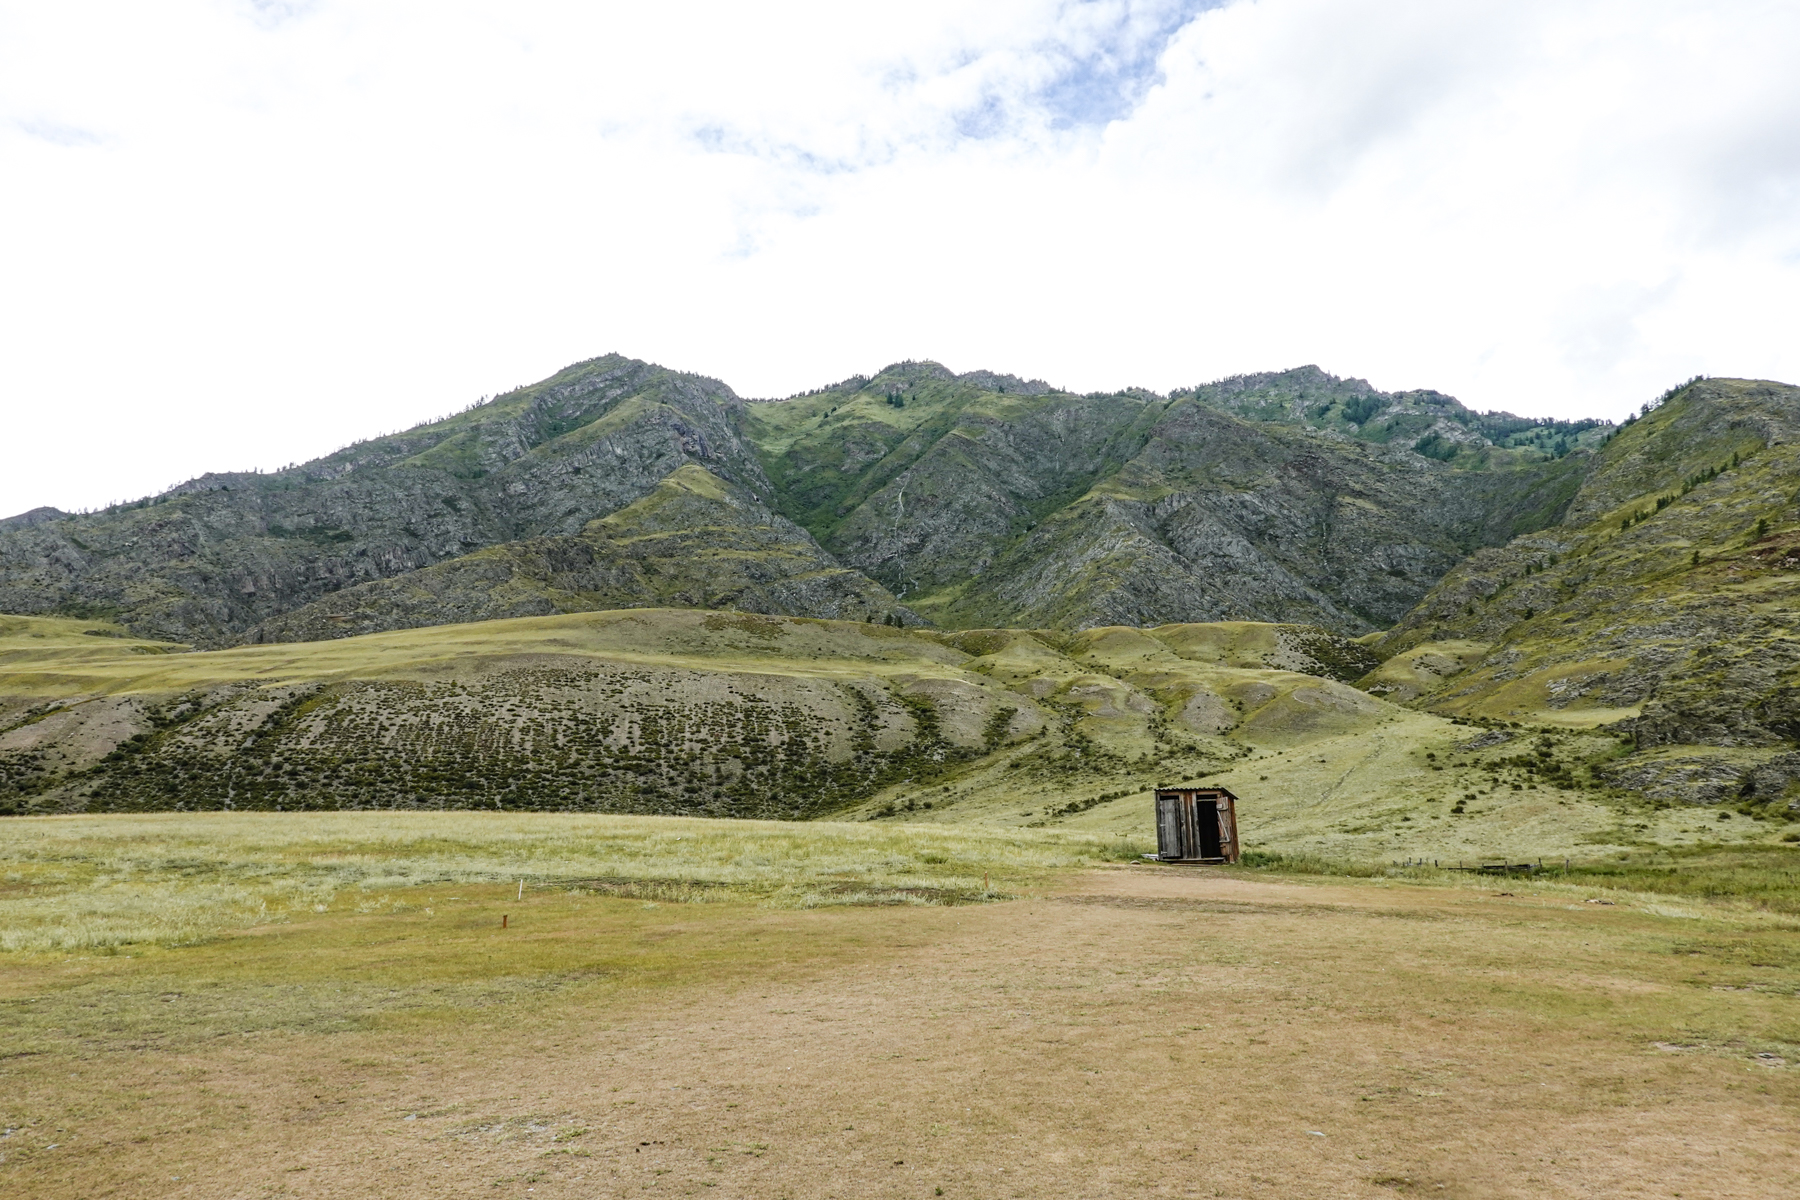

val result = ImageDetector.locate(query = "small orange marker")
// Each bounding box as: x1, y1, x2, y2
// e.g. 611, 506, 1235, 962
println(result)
502, 914, 508, 929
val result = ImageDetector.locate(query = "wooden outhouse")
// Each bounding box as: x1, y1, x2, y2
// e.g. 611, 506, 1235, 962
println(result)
1152, 785, 1240, 863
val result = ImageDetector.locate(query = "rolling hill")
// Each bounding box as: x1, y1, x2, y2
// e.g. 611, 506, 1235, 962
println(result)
5, 607, 1754, 869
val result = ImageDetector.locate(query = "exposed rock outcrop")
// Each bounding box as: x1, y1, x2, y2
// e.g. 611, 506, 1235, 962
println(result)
246, 465, 913, 642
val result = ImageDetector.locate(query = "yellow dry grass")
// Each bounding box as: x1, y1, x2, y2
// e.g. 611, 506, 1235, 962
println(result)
0, 812, 1145, 953
0, 609, 973, 700
1, 826, 1794, 1199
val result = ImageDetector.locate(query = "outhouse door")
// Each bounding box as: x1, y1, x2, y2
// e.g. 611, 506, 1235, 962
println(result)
1155, 794, 1184, 859
1193, 800, 1223, 859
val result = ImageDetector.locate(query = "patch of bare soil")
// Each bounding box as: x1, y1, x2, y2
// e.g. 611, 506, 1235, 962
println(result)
3, 867, 1796, 1199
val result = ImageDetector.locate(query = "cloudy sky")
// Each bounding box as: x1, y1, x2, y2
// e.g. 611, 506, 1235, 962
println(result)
4, 0, 1799, 517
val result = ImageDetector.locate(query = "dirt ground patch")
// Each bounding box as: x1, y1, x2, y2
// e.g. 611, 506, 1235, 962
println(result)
3, 865, 1797, 1199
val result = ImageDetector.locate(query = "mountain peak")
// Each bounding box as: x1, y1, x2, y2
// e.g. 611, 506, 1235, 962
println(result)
0, 505, 72, 530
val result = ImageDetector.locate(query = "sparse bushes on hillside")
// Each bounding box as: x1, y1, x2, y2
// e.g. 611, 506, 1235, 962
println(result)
29, 669, 983, 822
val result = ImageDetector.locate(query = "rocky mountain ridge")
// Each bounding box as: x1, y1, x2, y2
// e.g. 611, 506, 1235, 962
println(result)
0, 356, 768, 644
2, 354, 1609, 646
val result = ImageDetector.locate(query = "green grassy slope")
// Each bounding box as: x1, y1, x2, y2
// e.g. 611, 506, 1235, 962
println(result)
1366, 378, 1800, 807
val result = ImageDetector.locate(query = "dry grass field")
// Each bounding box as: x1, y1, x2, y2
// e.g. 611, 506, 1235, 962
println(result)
2, 815, 1797, 1199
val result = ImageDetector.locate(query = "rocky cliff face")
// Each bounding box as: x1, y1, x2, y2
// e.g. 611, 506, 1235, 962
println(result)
246, 465, 914, 643
928, 399, 1586, 633
0, 353, 1605, 644
746, 363, 1170, 600
748, 361, 1597, 635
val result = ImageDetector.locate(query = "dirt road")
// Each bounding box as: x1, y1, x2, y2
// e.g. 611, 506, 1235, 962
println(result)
4, 867, 1795, 1199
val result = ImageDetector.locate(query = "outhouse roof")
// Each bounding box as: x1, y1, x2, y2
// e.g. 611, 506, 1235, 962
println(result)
1154, 783, 1238, 799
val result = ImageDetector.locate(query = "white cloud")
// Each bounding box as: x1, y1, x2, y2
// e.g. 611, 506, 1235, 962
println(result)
1, 0, 1797, 516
